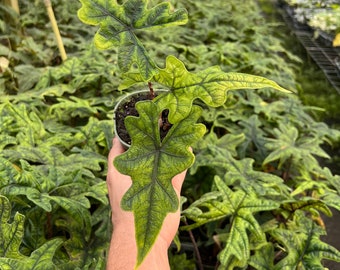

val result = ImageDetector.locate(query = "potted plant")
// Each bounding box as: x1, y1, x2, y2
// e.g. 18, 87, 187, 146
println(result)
78, 0, 290, 267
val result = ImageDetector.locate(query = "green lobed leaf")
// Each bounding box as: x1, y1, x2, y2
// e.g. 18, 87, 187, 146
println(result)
224, 157, 291, 199
271, 210, 340, 269
0, 195, 25, 259
50, 96, 100, 118
114, 101, 205, 267
0, 238, 64, 270
1, 185, 52, 212
78, 0, 188, 81
263, 123, 330, 169
281, 199, 332, 217
0, 157, 20, 185
183, 176, 280, 269
321, 193, 340, 211
153, 56, 291, 122
248, 243, 276, 270
84, 181, 109, 205
237, 114, 269, 160
23, 208, 48, 253
49, 196, 92, 241
54, 216, 108, 269
215, 178, 279, 268
120, 56, 291, 122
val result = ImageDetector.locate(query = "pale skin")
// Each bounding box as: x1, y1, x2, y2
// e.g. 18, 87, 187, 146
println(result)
106, 137, 187, 269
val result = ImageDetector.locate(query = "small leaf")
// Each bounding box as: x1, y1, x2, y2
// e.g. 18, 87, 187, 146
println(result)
84, 181, 109, 205
192, 142, 290, 199
263, 123, 330, 169
249, 243, 276, 270
281, 199, 332, 217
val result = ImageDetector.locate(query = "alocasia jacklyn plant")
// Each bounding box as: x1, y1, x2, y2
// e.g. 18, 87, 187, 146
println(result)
78, 0, 291, 267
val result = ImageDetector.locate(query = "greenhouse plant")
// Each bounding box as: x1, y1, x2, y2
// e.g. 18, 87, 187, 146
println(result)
77, 0, 293, 267
0, 0, 340, 269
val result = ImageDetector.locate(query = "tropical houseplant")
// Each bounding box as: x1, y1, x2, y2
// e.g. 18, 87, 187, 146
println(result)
77, 0, 292, 268
0, 0, 339, 269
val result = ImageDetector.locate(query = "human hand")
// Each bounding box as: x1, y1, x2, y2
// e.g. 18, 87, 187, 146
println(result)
106, 137, 187, 269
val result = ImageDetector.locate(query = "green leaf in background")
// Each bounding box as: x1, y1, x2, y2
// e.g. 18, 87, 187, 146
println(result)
169, 252, 195, 270
248, 243, 276, 270
192, 138, 290, 199
190, 133, 245, 176
0, 238, 63, 270
237, 115, 268, 160
78, 0, 188, 81
194, 132, 245, 157
114, 101, 205, 267
223, 157, 291, 199
182, 176, 280, 268
263, 123, 330, 169
281, 199, 332, 218
270, 210, 340, 269
0, 195, 25, 259
55, 215, 107, 269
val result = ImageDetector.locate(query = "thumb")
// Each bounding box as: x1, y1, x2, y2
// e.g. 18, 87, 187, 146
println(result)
108, 137, 125, 164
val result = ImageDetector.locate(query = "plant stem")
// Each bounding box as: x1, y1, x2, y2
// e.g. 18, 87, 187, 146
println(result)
148, 81, 155, 99
184, 220, 204, 270
44, 0, 67, 62
282, 155, 293, 182
46, 212, 53, 239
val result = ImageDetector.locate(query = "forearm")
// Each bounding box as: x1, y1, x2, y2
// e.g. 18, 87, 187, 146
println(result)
106, 225, 170, 270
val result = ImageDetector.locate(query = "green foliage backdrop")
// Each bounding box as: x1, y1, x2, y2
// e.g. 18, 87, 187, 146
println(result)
1, 0, 340, 269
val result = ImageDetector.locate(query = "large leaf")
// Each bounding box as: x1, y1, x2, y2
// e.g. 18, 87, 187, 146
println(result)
182, 176, 280, 269
121, 56, 291, 122
78, 0, 188, 81
114, 101, 205, 267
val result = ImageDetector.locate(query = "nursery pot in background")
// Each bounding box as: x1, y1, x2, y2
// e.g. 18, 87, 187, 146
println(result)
113, 89, 168, 149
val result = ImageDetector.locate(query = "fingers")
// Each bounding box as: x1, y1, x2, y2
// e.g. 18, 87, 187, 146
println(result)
107, 137, 126, 187
110, 137, 125, 159
108, 137, 125, 165
172, 146, 192, 194
171, 169, 187, 197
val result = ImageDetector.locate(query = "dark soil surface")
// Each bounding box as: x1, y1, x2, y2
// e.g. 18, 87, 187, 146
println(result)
114, 91, 172, 146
